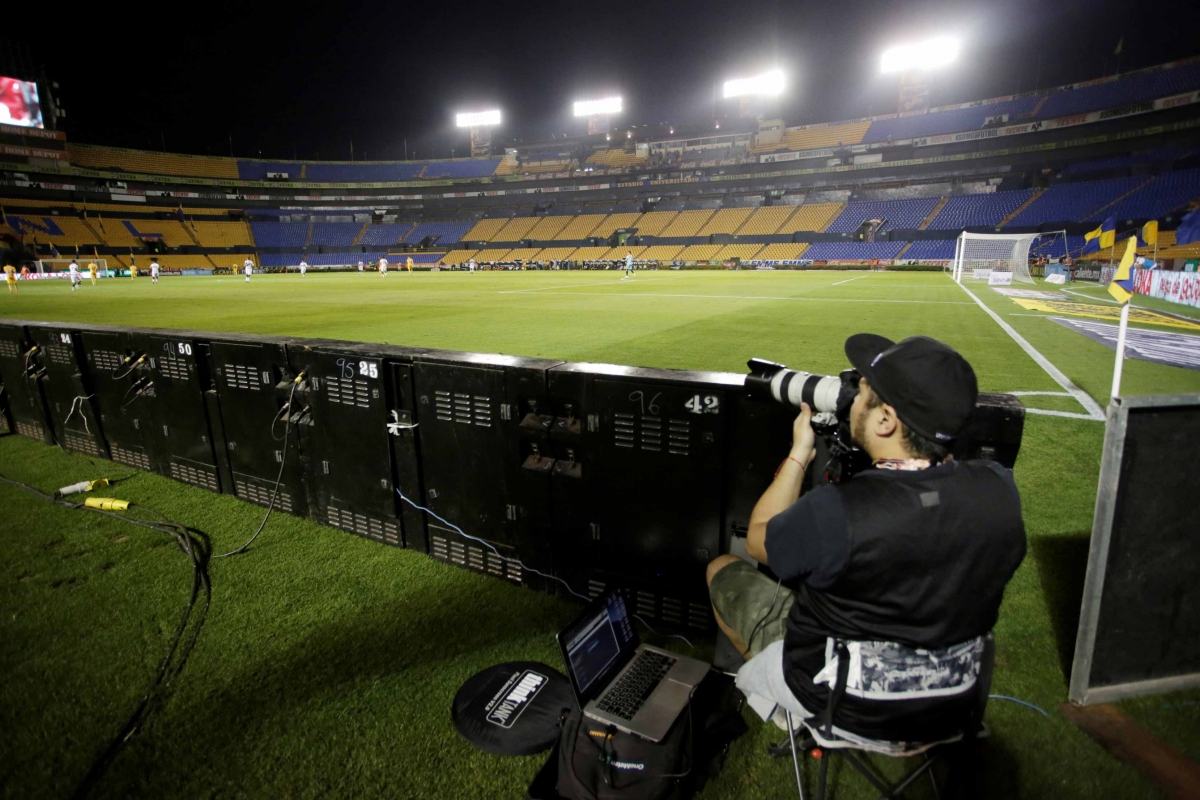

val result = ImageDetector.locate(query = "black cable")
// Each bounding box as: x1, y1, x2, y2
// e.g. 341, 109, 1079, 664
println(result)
213, 381, 298, 558
110, 355, 143, 381
0, 472, 211, 800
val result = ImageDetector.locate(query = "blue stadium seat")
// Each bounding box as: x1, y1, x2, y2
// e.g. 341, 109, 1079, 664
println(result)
309, 223, 363, 247
358, 223, 416, 247
1101, 168, 1200, 221
250, 222, 308, 248
804, 241, 907, 260
902, 240, 958, 260
926, 190, 1035, 229
401, 220, 474, 245
1036, 60, 1200, 120
1006, 176, 1144, 226
825, 198, 941, 233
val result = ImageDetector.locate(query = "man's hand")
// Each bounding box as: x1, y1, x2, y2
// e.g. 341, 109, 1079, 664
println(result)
792, 403, 816, 466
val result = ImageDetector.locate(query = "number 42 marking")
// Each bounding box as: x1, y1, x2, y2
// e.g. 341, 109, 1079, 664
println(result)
685, 394, 720, 414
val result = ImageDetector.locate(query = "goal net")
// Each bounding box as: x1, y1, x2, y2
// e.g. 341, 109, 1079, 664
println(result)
39, 258, 112, 276
952, 232, 1060, 285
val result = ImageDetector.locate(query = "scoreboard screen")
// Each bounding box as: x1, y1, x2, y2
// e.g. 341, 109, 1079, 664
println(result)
0, 76, 43, 129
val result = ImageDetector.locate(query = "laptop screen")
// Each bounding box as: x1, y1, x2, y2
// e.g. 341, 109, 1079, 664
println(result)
559, 589, 638, 705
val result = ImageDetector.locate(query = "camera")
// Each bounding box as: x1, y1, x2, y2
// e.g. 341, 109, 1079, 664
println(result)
745, 358, 869, 482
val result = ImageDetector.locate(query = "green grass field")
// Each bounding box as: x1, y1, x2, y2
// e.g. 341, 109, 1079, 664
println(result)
3, 269, 1199, 799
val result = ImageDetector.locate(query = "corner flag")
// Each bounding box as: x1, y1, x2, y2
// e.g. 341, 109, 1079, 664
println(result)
1108, 236, 1136, 303
1082, 217, 1115, 254
1140, 220, 1158, 247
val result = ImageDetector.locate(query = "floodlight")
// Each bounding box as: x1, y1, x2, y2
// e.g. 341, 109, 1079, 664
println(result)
574, 97, 622, 117
455, 110, 501, 127
880, 37, 960, 73
722, 70, 785, 99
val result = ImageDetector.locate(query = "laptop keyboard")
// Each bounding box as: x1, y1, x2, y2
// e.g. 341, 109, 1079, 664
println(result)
596, 650, 677, 720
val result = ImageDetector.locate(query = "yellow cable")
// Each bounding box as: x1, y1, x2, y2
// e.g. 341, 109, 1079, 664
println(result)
84, 498, 130, 511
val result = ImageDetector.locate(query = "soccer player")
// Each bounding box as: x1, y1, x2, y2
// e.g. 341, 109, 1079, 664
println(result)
69, 259, 82, 291
87, 261, 98, 285
129, 256, 137, 280
379, 256, 388, 277
406, 256, 413, 273
622, 251, 634, 280
4, 264, 16, 294
243, 257, 254, 283
150, 257, 160, 284
358, 260, 365, 275
20, 265, 29, 280
299, 258, 308, 276
468, 257, 476, 273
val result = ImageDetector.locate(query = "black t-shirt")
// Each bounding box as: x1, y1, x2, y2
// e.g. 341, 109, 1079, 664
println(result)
764, 459, 1026, 742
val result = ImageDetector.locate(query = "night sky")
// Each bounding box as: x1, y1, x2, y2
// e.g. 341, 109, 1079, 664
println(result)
6, 0, 1200, 162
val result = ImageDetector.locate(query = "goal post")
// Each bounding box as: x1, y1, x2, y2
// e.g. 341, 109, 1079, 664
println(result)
952, 231, 1065, 285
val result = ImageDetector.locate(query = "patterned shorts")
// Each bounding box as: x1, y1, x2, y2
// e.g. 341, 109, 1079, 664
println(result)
708, 559, 795, 658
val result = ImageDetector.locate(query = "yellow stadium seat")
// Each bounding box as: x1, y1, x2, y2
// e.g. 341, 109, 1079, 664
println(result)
736, 207, 798, 235
661, 210, 716, 238
754, 243, 811, 261
631, 211, 677, 236
638, 245, 684, 261
677, 244, 723, 261
600, 246, 647, 260
526, 216, 571, 240
67, 144, 240, 179
752, 121, 871, 153
493, 217, 541, 241
713, 244, 764, 261
569, 246, 612, 261
780, 204, 844, 233
586, 149, 646, 168
590, 213, 642, 238
440, 250, 477, 264
698, 208, 754, 236
192, 221, 254, 247
503, 248, 543, 261
554, 214, 608, 240
474, 248, 514, 262
463, 218, 510, 241
534, 247, 579, 261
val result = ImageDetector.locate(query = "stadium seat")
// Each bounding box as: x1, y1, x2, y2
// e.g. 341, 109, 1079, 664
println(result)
3, 215, 101, 248
590, 213, 643, 238
474, 248, 514, 262
804, 241, 907, 260
463, 218, 511, 241
825, 198, 941, 233
586, 149, 646, 168
191, 221, 254, 247
752, 121, 871, 153
1101, 168, 1200, 222
861, 97, 1040, 143
569, 246, 613, 261
554, 214, 608, 240
661, 210, 717, 238
631, 211, 678, 236
600, 246, 648, 260
1035, 60, 1200, 120
1006, 176, 1145, 226
533, 247, 578, 261
310, 223, 365, 247
67, 144, 240, 179
526, 216, 572, 240
779, 203, 845, 233
926, 190, 1036, 229
901, 240, 958, 260
1141, 229, 1200, 259
502, 248, 542, 261
250, 222, 310, 248
713, 244, 764, 261
440, 250, 478, 265
638, 245, 684, 261
358, 223, 417, 247
402, 220, 474, 245
698, 208, 754, 236
754, 243, 810, 261
737, 207, 798, 235
492, 217, 541, 242
676, 244, 723, 261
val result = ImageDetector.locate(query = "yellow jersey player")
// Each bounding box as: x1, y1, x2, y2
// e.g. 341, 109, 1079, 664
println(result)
4, 264, 16, 294
406, 256, 413, 273
87, 262, 98, 285
130, 256, 137, 280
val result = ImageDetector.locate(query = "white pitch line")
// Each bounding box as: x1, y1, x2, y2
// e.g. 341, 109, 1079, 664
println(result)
498, 290, 974, 305
1061, 287, 1120, 305
831, 275, 870, 286
498, 276, 674, 294
1009, 391, 1073, 397
953, 280, 1106, 420
1024, 408, 1104, 421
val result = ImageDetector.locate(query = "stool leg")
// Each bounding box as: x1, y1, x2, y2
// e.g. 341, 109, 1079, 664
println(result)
785, 710, 806, 800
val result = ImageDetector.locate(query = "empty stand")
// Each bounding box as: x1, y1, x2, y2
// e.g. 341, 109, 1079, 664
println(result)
661, 210, 716, 238
736, 206, 797, 235
440, 250, 477, 265
463, 218, 510, 241
250, 222, 310, 248
697, 208, 754, 236
402, 220, 473, 245
192, 221, 254, 248
590, 213, 642, 239
630, 211, 677, 236
67, 144, 240, 179
586, 149, 645, 168
754, 243, 810, 261
503, 248, 542, 261
554, 214, 607, 240
533, 247, 578, 261
569, 246, 612, 261
474, 248, 513, 262
1101, 168, 1200, 222
861, 97, 1041, 144
1007, 177, 1145, 226
901, 240, 958, 260
526, 216, 571, 240
825, 198, 940, 233
491, 217, 540, 242
779, 203, 844, 233
926, 190, 1036, 229
310, 223, 364, 247
359, 223, 416, 247
804, 241, 906, 260
712, 244, 764, 261
753, 121, 871, 153
637, 245, 684, 261
676, 244, 723, 261
600, 246, 647, 260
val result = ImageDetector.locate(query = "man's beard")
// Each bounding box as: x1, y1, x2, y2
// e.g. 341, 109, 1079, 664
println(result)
849, 405, 869, 451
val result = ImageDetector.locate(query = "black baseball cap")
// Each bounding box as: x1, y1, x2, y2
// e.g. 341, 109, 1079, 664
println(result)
844, 334, 978, 443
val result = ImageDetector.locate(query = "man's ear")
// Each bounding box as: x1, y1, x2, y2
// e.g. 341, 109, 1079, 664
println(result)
876, 404, 900, 438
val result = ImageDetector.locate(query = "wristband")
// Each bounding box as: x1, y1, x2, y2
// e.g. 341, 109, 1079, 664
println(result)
774, 456, 807, 478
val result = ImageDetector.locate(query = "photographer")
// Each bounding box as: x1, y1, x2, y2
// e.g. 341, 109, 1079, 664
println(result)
707, 334, 1026, 747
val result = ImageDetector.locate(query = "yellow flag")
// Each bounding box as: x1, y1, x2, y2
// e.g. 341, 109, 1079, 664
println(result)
1108, 237, 1137, 304
1099, 227, 1115, 250
1141, 220, 1158, 246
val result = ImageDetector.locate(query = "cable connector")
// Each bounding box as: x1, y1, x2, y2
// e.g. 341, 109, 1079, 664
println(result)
293, 371, 306, 384
58, 478, 112, 497
84, 498, 130, 511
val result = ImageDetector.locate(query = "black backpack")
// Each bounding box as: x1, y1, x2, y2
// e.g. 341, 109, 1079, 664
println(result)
550, 672, 747, 800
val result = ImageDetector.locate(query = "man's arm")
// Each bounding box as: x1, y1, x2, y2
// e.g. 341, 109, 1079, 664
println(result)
746, 403, 816, 564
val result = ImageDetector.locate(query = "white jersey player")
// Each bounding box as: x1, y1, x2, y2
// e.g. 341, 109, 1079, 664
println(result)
299, 259, 308, 276
150, 258, 160, 284
243, 259, 253, 283
358, 260, 365, 275
379, 257, 388, 277
68, 260, 82, 291
622, 251, 634, 279
468, 258, 476, 273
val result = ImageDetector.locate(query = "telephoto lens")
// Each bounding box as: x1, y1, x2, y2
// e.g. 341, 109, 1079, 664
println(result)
744, 358, 860, 415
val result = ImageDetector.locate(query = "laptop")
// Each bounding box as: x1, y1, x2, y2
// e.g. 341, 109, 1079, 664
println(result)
556, 587, 710, 743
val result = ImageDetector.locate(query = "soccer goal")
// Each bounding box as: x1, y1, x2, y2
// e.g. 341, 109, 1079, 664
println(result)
39, 258, 112, 275
951, 231, 1067, 285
